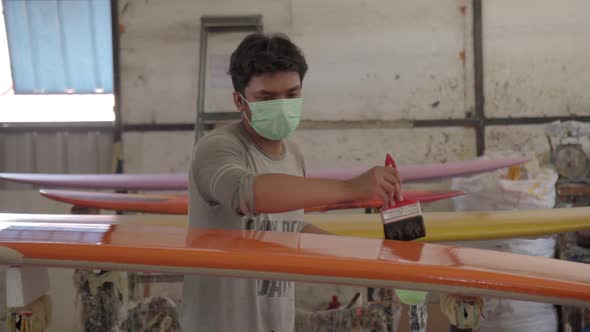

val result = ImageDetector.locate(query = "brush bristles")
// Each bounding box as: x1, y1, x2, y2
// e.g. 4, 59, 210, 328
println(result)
382, 215, 426, 241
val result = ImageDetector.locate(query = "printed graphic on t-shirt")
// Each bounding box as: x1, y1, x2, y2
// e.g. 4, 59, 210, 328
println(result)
244, 218, 305, 298
244, 218, 304, 233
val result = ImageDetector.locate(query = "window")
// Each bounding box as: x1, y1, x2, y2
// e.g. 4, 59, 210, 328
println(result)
0, 0, 115, 123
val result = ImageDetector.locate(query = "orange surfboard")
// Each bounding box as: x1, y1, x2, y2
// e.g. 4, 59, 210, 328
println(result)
0, 216, 589, 306
38, 189, 464, 214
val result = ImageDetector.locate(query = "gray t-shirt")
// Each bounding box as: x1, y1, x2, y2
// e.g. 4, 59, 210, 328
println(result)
181, 122, 306, 332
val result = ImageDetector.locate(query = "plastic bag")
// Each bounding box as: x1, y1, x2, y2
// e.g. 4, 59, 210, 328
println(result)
451, 167, 557, 211
450, 158, 559, 332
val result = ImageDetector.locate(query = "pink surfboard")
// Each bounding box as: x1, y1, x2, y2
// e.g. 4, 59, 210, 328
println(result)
0, 157, 528, 190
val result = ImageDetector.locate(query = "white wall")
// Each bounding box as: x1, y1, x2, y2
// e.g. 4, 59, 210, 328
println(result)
484, 0, 590, 118
119, 0, 473, 123
119, 0, 477, 174
120, 0, 590, 171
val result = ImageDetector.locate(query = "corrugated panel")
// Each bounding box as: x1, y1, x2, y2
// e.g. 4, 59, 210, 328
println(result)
2, 0, 113, 94
0, 131, 114, 190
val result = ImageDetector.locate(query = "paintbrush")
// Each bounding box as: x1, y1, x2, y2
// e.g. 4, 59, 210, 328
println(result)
380, 154, 426, 241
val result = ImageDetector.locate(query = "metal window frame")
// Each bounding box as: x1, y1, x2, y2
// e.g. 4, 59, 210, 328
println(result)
0, 0, 120, 131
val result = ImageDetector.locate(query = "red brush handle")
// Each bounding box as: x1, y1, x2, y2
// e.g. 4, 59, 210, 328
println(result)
385, 153, 405, 204
385, 153, 396, 168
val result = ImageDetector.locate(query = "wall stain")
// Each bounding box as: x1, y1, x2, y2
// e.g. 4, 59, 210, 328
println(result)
459, 50, 466, 65
460, 5, 467, 15
121, 1, 130, 16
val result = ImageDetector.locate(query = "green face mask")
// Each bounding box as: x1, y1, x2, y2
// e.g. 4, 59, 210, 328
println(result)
242, 95, 303, 141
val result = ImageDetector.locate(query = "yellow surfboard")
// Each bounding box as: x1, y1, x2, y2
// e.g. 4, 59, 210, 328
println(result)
307, 207, 590, 242
3, 206, 590, 243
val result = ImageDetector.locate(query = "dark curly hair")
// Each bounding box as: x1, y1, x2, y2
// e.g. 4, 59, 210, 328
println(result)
229, 33, 308, 94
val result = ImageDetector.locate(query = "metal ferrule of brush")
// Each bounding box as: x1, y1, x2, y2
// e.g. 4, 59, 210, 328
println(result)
380, 203, 422, 224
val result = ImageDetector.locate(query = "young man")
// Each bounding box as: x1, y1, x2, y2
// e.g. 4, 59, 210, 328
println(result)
181, 33, 401, 331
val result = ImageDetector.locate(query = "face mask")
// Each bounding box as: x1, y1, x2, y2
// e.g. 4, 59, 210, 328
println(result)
241, 94, 303, 141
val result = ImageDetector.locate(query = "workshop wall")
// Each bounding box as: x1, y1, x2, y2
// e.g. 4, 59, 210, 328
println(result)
484, 0, 590, 118
118, 0, 475, 174
119, 0, 472, 124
